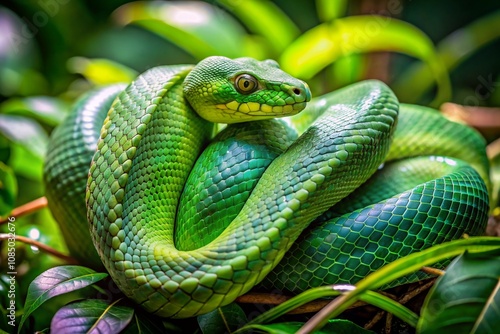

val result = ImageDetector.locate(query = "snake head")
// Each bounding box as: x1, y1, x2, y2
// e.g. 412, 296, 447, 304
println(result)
184, 56, 311, 123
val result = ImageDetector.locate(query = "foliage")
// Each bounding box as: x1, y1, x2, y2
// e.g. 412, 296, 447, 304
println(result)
0, 0, 499, 333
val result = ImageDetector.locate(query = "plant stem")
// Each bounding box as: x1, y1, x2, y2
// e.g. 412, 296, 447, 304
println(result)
0, 197, 48, 225
0, 233, 77, 264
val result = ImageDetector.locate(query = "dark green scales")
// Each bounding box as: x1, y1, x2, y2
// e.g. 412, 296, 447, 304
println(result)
44, 57, 490, 318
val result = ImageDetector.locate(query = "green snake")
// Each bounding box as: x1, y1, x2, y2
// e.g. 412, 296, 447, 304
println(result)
44, 56, 490, 318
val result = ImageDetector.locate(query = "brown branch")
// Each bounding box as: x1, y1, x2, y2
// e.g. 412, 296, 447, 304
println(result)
236, 292, 289, 305
0, 196, 48, 224
0, 233, 77, 264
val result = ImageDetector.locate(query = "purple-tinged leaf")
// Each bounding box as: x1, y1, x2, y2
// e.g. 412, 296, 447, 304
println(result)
51, 299, 134, 334
19, 265, 107, 331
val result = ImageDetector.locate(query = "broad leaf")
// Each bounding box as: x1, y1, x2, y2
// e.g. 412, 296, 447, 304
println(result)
418, 250, 500, 333
67, 57, 138, 85
0, 114, 48, 180
0, 162, 17, 216
198, 303, 247, 334
0, 96, 68, 127
50, 299, 134, 334
315, 0, 348, 22
218, 0, 300, 55
112, 1, 247, 59
19, 265, 108, 331
280, 16, 450, 106
0, 114, 48, 160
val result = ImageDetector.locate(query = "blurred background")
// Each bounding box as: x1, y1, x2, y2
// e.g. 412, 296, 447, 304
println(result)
0, 0, 499, 329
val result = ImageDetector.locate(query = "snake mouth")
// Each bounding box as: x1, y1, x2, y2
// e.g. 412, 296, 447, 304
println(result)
215, 100, 307, 118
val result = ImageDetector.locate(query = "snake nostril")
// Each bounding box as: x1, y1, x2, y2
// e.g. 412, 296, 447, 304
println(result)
293, 88, 301, 95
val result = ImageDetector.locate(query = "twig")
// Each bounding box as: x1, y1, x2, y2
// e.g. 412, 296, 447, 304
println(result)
0, 197, 48, 224
487, 137, 500, 159
398, 279, 436, 305
0, 233, 77, 264
365, 310, 387, 330
420, 266, 445, 277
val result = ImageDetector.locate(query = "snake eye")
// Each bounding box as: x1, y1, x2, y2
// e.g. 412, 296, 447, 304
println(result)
235, 74, 258, 94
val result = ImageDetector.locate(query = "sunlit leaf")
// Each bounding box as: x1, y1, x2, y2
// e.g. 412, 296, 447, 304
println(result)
67, 57, 138, 85
0, 162, 16, 216
19, 265, 108, 331
394, 10, 500, 104
0, 96, 69, 126
113, 1, 247, 59
315, 0, 348, 22
218, 0, 300, 55
280, 16, 450, 106
50, 299, 134, 334
418, 250, 500, 334
198, 303, 247, 334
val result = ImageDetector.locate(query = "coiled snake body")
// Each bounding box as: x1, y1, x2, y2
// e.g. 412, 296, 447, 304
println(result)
44, 57, 490, 318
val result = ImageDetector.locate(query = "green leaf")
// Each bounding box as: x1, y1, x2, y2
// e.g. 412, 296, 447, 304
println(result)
198, 303, 248, 334
0, 162, 17, 216
243, 285, 417, 329
122, 311, 177, 334
19, 265, 108, 331
394, 10, 500, 104
218, 0, 300, 55
0, 96, 69, 127
8, 142, 44, 181
241, 320, 373, 334
112, 1, 247, 59
280, 16, 450, 106
315, 0, 348, 22
418, 250, 500, 334
50, 299, 134, 334
0, 114, 48, 160
0, 114, 49, 180
67, 57, 138, 85
298, 237, 500, 332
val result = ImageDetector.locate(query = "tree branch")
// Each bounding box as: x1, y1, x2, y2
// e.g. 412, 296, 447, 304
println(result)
0, 196, 48, 225
0, 233, 78, 264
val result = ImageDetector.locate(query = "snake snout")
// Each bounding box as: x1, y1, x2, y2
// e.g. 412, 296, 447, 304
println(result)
288, 81, 312, 103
